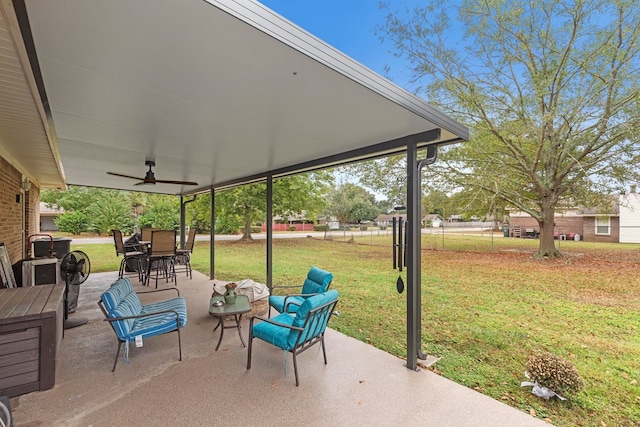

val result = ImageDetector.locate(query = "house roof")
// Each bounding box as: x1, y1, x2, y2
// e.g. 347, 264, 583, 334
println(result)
422, 214, 442, 221
0, 0, 467, 195
39, 201, 63, 216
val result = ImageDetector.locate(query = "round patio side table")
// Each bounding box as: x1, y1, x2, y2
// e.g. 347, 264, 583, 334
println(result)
208, 294, 252, 351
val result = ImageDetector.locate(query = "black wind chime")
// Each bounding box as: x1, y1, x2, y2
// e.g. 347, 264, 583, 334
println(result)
392, 215, 407, 293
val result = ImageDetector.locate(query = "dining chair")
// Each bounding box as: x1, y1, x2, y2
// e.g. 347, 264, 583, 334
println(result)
175, 228, 196, 279
140, 227, 159, 243
112, 229, 145, 282
145, 230, 177, 288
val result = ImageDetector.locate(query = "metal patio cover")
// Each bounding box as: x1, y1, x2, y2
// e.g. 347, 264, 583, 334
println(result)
9, 0, 467, 194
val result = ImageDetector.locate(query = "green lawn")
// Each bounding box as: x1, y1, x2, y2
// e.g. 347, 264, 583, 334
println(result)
74, 234, 640, 426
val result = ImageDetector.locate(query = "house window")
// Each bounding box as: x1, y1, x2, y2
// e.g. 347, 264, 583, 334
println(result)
595, 217, 610, 235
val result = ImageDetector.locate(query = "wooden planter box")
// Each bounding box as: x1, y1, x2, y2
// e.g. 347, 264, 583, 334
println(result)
0, 284, 65, 397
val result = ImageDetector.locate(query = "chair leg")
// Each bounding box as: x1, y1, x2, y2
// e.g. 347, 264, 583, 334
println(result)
321, 336, 328, 364
118, 258, 126, 279
112, 341, 122, 372
292, 351, 300, 386
246, 322, 254, 369
177, 323, 182, 361
171, 258, 177, 286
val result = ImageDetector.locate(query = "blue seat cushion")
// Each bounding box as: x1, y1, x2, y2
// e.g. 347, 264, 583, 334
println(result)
269, 266, 333, 314
255, 290, 339, 350
286, 290, 339, 348
127, 311, 183, 341
141, 297, 188, 328
101, 277, 134, 312
301, 266, 333, 294
252, 313, 296, 351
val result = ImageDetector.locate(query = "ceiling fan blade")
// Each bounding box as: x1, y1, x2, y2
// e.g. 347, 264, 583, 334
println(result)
107, 163, 197, 186
107, 171, 145, 180
154, 179, 198, 186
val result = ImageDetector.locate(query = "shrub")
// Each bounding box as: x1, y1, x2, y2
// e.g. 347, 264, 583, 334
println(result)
54, 211, 89, 235
313, 224, 327, 231
525, 352, 584, 395
289, 226, 297, 231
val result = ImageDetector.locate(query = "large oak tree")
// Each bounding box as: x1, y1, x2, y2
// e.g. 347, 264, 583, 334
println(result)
214, 172, 333, 240
377, 0, 640, 257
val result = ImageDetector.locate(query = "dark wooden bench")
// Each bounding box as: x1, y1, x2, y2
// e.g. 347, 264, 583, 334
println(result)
0, 284, 65, 397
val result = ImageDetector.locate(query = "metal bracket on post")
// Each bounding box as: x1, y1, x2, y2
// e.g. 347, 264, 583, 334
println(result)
418, 145, 438, 169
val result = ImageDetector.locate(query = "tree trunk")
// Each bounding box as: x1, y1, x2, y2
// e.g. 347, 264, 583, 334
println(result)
240, 207, 253, 241
535, 199, 561, 259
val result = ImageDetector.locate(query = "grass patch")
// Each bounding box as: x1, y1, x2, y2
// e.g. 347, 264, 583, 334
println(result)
73, 235, 640, 426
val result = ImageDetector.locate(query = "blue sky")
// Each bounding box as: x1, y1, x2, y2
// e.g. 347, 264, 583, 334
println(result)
258, 0, 420, 90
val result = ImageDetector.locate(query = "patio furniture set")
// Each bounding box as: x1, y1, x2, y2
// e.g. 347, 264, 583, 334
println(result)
98, 265, 339, 385
112, 228, 196, 288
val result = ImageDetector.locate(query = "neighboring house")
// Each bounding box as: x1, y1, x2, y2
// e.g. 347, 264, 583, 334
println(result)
507, 193, 635, 243
422, 214, 443, 227
39, 202, 63, 232
376, 214, 407, 228
262, 212, 318, 232
619, 191, 640, 243
377, 213, 443, 228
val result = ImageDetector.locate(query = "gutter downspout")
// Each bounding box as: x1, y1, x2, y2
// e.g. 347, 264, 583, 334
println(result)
180, 195, 197, 249
406, 143, 438, 370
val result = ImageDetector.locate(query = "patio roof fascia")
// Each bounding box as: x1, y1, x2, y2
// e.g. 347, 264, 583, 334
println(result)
186, 131, 464, 195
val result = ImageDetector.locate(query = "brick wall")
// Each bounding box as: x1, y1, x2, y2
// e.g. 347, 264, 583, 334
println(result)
508, 216, 584, 237
553, 217, 585, 236
0, 157, 39, 265
509, 212, 622, 242
582, 217, 619, 243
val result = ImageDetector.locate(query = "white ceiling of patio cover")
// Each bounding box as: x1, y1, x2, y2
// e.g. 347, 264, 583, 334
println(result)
23, 0, 467, 194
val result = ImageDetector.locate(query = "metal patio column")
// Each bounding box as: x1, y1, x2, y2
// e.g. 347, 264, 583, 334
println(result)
209, 186, 215, 279
266, 173, 273, 290
180, 196, 186, 248
406, 143, 438, 370
406, 142, 420, 370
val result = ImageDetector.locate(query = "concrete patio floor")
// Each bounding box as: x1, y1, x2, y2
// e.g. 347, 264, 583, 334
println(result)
10, 271, 549, 426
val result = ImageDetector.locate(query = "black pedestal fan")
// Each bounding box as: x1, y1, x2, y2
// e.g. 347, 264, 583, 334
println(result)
60, 250, 91, 329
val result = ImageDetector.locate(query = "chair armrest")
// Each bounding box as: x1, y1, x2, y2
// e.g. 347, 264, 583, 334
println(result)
249, 315, 304, 332
137, 287, 181, 297
282, 293, 321, 311
103, 308, 180, 322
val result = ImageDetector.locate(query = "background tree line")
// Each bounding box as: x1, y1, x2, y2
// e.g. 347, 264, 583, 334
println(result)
41, 171, 397, 239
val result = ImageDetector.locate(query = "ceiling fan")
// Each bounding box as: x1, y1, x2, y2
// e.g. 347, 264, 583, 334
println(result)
107, 160, 198, 186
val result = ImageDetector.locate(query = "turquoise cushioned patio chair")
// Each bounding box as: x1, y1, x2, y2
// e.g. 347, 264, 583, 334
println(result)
268, 266, 333, 317
247, 290, 339, 386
